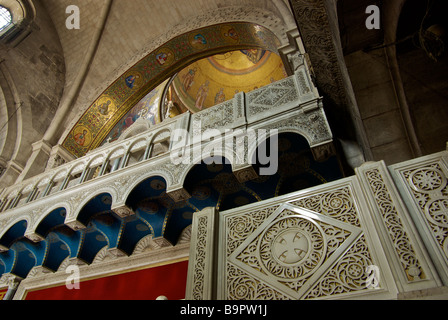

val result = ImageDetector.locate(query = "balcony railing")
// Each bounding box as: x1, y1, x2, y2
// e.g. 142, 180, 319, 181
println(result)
0, 66, 334, 244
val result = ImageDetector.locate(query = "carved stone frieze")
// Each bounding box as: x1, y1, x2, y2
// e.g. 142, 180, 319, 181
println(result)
25, 231, 45, 243
389, 152, 448, 285
0, 273, 22, 290
289, 0, 348, 107
405, 165, 448, 258
233, 166, 259, 183
167, 188, 191, 203
112, 204, 135, 218
220, 202, 385, 300
247, 77, 299, 119
362, 168, 425, 282
186, 207, 217, 300
261, 102, 333, 147
311, 142, 336, 162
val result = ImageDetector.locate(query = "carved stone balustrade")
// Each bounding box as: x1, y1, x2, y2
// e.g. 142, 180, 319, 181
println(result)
0, 68, 333, 248
186, 150, 448, 300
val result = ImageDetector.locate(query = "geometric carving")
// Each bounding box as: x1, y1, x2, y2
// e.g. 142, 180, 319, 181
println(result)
25, 231, 45, 243
404, 163, 448, 259
225, 204, 365, 299
363, 168, 426, 282
167, 188, 191, 203
186, 207, 217, 301
247, 78, 299, 118
233, 166, 259, 183
112, 204, 135, 218
303, 235, 374, 299
311, 142, 336, 162
290, 186, 361, 227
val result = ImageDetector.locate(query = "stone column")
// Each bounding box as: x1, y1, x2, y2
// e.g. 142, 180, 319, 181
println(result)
0, 274, 22, 300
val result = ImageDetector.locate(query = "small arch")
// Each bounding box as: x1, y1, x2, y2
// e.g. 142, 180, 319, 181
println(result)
149, 128, 172, 158
50, 226, 82, 260
105, 146, 128, 173
118, 216, 153, 256
82, 154, 107, 182
176, 145, 239, 189
7, 242, 37, 278
89, 211, 124, 250
125, 176, 168, 210
118, 117, 151, 141
122, 173, 172, 207
33, 207, 68, 241
0, 219, 27, 249
73, 193, 114, 228
76, 225, 109, 265
122, 137, 150, 168
247, 129, 312, 167
250, 132, 344, 196
61, 161, 89, 190
46, 169, 70, 196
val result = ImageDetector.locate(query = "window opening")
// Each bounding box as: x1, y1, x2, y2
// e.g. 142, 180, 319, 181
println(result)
0, 6, 12, 32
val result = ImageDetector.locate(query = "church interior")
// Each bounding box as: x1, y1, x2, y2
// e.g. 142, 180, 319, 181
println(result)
0, 0, 447, 300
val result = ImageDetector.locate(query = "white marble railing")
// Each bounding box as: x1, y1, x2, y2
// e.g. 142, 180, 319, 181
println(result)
0, 67, 335, 245
186, 151, 448, 300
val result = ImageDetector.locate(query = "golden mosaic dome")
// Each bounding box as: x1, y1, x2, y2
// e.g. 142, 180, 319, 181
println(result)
168, 49, 287, 114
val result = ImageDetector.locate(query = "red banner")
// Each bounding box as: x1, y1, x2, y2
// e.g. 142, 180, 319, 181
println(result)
25, 260, 189, 300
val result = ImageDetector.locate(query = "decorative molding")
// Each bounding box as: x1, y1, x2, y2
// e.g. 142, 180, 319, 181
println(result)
112, 204, 135, 218
357, 160, 442, 291
218, 195, 397, 300
167, 188, 191, 203
389, 151, 448, 286
186, 207, 217, 300
363, 168, 424, 281
233, 166, 259, 184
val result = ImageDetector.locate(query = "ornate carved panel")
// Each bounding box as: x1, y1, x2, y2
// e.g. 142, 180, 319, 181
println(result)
389, 151, 448, 286
186, 207, 217, 300
218, 184, 398, 299
358, 161, 441, 291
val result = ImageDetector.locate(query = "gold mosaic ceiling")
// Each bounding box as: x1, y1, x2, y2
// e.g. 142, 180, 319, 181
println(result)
62, 22, 285, 157
168, 49, 287, 114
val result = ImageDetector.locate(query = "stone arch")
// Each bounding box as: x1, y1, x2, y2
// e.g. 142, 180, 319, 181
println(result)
62, 19, 292, 157
123, 175, 169, 210
176, 144, 240, 190
0, 0, 36, 42
27, 206, 68, 243
67, 191, 115, 231
0, 219, 28, 251
118, 117, 152, 142
247, 129, 313, 171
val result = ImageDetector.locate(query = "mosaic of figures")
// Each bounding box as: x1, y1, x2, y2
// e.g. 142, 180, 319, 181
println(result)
63, 23, 281, 158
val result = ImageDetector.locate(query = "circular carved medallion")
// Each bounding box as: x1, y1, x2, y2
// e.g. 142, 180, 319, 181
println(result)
409, 168, 446, 193
258, 215, 327, 281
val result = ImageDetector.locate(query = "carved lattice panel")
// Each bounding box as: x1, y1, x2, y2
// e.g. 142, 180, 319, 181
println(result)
218, 191, 396, 300
389, 151, 448, 286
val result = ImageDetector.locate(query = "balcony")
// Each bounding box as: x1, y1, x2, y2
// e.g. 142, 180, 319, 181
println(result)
0, 66, 333, 254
